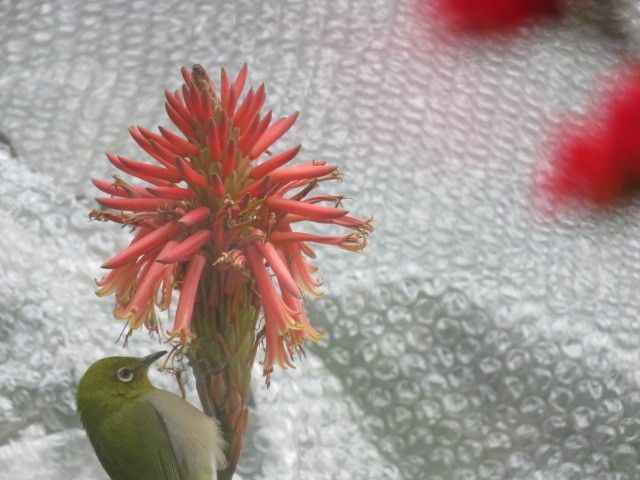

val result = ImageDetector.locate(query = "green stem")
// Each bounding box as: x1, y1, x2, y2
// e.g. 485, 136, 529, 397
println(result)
187, 271, 260, 480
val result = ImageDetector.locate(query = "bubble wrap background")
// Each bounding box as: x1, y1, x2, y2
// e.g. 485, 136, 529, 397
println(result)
2, 0, 640, 479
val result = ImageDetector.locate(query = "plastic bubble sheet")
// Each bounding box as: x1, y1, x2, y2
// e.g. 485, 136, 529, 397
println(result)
3, 0, 640, 479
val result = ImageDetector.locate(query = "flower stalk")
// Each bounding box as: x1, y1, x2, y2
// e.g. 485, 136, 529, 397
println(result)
92, 64, 372, 478
189, 272, 259, 480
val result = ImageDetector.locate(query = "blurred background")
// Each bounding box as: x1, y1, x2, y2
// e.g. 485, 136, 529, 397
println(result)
2, 0, 640, 479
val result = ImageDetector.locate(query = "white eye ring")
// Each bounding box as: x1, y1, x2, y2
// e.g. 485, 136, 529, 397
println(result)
117, 367, 134, 383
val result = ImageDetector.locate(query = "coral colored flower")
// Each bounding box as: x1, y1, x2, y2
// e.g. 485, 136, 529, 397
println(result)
438, 0, 562, 34
92, 64, 372, 373
542, 66, 640, 209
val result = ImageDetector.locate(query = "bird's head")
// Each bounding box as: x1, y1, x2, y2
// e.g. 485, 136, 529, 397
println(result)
76, 351, 167, 420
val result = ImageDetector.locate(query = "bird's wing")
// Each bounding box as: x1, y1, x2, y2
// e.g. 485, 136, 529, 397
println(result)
144, 389, 227, 480
131, 400, 186, 480
93, 400, 183, 480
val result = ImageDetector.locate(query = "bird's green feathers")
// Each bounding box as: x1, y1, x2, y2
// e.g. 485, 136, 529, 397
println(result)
89, 396, 183, 480
77, 354, 225, 480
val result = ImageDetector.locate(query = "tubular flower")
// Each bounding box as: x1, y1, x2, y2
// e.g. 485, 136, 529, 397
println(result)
92, 64, 372, 374
438, 0, 562, 34
542, 66, 640, 209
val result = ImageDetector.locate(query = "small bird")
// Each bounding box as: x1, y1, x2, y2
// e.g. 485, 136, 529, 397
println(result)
76, 351, 226, 480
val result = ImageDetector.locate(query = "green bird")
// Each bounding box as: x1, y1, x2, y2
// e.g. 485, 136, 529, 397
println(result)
76, 351, 226, 480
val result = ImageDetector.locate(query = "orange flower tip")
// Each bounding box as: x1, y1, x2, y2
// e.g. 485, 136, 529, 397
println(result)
105, 152, 121, 167
237, 85, 254, 109
175, 157, 207, 188
165, 327, 196, 343
157, 229, 212, 264
308, 330, 324, 341
93, 179, 152, 198
268, 164, 337, 184
171, 254, 207, 333
128, 126, 142, 140
117, 156, 182, 183
131, 125, 158, 142
207, 126, 223, 160
165, 91, 192, 123
145, 186, 195, 200
179, 206, 211, 226
102, 222, 181, 269
147, 140, 181, 169
210, 174, 226, 198
249, 144, 302, 178
129, 128, 160, 158
180, 65, 192, 84
101, 260, 116, 269
269, 231, 362, 248
247, 245, 300, 322
135, 126, 156, 140
234, 63, 249, 93
91, 178, 111, 191
226, 86, 238, 117
158, 126, 200, 156
333, 214, 375, 233
165, 102, 197, 138
254, 241, 302, 298
261, 110, 274, 127
248, 112, 299, 159
238, 176, 270, 198
221, 141, 236, 177
265, 197, 348, 220
96, 196, 176, 212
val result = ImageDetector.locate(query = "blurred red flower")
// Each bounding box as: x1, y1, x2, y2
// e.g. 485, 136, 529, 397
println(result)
543, 67, 640, 208
438, 0, 562, 34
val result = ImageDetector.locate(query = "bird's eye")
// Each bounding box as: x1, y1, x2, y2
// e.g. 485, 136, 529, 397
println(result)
117, 367, 134, 382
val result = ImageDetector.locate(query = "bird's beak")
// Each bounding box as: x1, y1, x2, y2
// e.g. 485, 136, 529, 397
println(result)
137, 350, 167, 372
